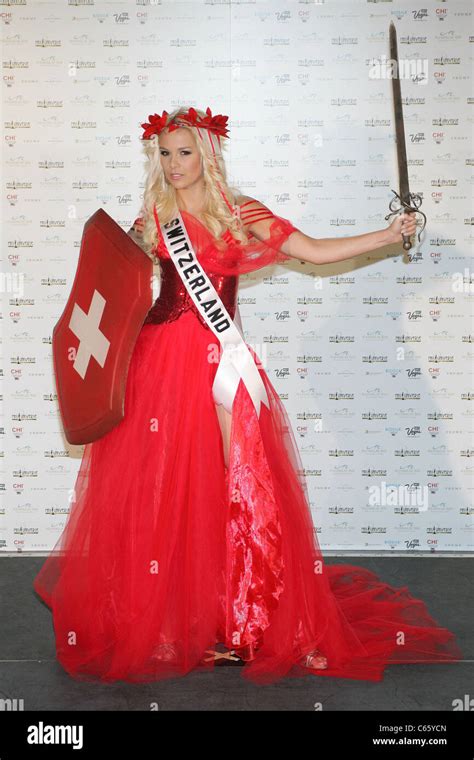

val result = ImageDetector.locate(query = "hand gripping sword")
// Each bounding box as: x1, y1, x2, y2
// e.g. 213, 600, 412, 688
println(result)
385, 20, 426, 251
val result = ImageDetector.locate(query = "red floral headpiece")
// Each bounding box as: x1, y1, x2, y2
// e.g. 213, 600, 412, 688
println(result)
142, 106, 235, 219
140, 106, 229, 141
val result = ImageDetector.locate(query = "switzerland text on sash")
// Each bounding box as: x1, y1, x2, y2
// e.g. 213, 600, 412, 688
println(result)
155, 206, 270, 419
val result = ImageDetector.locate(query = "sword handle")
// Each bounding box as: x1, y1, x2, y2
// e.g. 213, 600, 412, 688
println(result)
401, 209, 412, 251
385, 189, 427, 252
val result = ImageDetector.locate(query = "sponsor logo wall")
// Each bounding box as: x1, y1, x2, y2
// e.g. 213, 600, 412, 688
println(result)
2, 1, 472, 553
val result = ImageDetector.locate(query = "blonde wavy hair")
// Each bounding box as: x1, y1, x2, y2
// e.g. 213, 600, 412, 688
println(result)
138, 106, 251, 260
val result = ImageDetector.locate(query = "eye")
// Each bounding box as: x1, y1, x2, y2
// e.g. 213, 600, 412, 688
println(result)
160, 150, 191, 156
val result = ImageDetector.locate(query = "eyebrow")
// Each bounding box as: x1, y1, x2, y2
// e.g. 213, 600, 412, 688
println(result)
160, 146, 192, 149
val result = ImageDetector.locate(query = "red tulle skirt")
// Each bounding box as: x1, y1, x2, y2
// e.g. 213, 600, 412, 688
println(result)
34, 310, 463, 685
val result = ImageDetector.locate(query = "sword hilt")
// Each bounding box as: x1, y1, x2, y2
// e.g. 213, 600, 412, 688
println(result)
385, 189, 426, 251
402, 209, 413, 251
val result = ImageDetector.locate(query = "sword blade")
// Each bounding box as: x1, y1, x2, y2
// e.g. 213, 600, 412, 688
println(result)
389, 21, 410, 204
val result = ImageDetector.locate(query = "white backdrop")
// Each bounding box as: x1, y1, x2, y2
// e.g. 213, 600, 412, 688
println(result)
2, 1, 473, 554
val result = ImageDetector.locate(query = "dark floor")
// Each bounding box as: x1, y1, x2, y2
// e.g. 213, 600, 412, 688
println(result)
1, 556, 471, 711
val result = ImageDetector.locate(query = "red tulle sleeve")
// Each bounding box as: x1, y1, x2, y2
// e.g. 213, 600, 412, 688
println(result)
127, 216, 146, 251
200, 198, 299, 276
151, 199, 300, 277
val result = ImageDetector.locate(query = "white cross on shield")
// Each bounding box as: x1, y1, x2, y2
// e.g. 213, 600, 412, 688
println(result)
68, 289, 111, 380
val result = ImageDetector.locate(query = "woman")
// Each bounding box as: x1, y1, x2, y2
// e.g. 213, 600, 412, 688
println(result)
34, 106, 462, 685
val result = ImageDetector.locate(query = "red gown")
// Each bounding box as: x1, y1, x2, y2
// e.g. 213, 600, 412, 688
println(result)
33, 200, 463, 685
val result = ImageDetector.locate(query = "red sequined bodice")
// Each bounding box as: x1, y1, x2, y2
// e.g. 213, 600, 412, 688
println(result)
143, 257, 239, 331
129, 200, 291, 331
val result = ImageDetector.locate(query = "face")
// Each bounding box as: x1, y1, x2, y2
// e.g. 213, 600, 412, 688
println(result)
158, 128, 203, 188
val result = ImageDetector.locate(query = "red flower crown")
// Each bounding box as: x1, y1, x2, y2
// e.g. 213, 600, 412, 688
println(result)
140, 106, 229, 141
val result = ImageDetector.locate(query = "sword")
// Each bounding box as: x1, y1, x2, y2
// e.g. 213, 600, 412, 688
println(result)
385, 20, 426, 251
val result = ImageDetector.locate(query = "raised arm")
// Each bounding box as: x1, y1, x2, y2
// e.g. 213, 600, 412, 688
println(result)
238, 196, 417, 265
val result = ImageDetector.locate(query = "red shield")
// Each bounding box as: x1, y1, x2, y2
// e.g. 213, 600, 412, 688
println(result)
53, 208, 153, 444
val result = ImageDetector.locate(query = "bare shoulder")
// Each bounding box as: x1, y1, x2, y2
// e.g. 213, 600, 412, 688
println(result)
234, 195, 274, 225
127, 216, 148, 252
235, 194, 262, 207
235, 195, 314, 261
235, 194, 253, 203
